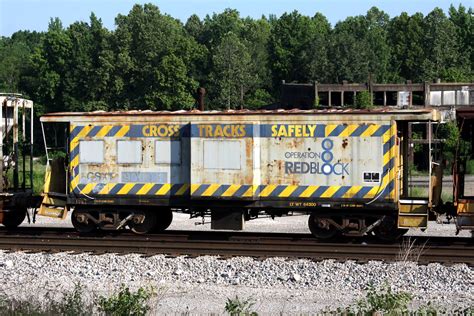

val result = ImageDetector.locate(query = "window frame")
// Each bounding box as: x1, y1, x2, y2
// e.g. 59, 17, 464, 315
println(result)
78, 139, 105, 164
116, 139, 143, 165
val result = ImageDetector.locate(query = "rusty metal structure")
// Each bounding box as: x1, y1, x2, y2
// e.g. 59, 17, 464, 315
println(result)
0, 95, 35, 227
280, 81, 474, 108
36, 107, 453, 240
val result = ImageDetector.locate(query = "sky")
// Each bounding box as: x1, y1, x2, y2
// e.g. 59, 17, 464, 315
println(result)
0, 0, 469, 37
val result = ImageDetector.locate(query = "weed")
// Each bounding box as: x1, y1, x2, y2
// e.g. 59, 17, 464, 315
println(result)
224, 296, 258, 316
396, 237, 428, 263
97, 284, 155, 316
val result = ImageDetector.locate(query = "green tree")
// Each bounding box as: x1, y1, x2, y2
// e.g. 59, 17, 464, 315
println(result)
421, 8, 461, 81
210, 32, 255, 109
388, 12, 425, 81
112, 4, 200, 110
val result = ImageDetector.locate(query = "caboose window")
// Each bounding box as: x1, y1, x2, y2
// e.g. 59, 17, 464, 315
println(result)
155, 140, 181, 165
79, 140, 104, 164
117, 140, 142, 164
203, 140, 241, 170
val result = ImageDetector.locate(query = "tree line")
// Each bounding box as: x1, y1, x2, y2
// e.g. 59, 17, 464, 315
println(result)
0, 3, 472, 114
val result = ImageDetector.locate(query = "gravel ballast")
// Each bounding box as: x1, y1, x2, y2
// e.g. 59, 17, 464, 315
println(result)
0, 252, 472, 313
1, 213, 471, 313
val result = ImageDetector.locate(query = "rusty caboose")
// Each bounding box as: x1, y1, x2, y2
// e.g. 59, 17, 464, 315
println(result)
37, 108, 447, 240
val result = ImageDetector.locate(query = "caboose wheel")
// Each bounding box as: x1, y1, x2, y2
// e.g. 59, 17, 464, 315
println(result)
308, 213, 338, 239
153, 209, 173, 232
71, 209, 96, 233
1, 209, 26, 228
373, 216, 408, 241
130, 210, 157, 234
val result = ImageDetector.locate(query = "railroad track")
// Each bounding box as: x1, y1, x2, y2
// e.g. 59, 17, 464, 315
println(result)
0, 228, 472, 265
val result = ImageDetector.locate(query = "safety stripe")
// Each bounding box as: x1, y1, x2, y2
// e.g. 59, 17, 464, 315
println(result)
71, 182, 398, 199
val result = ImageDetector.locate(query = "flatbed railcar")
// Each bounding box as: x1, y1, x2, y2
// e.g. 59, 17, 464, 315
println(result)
36, 108, 445, 240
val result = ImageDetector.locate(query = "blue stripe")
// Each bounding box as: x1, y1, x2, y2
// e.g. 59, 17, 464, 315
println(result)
234, 185, 251, 197
213, 184, 230, 196
354, 186, 372, 199
314, 125, 326, 137
193, 184, 210, 196
86, 126, 102, 138
311, 186, 329, 198
269, 185, 287, 197
372, 125, 391, 136
332, 186, 351, 198
290, 185, 309, 197
169, 184, 186, 195
106, 126, 122, 137
92, 183, 105, 194
378, 181, 395, 200
328, 125, 347, 137
70, 126, 83, 139
70, 146, 79, 159
382, 157, 395, 176
109, 183, 125, 195
350, 125, 369, 137
147, 184, 164, 195
383, 135, 395, 155
128, 183, 144, 195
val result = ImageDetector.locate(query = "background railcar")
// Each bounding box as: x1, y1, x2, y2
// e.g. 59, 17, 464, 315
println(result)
38, 109, 441, 240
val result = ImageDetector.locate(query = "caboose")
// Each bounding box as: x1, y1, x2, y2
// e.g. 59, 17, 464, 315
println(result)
38, 108, 447, 240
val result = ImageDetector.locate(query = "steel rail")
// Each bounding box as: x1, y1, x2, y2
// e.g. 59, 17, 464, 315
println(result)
0, 228, 472, 265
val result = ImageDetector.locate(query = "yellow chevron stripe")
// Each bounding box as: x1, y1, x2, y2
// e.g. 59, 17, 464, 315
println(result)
360, 124, 379, 137
279, 185, 298, 197
70, 175, 80, 190
115, 125, 130, 137
99, 183, 115, 195
320, 186, 338, 198
259, 184, 277, 197
117, 183, 135, 195
365, 186, 381, 198
342, 186, 363, 198
137, 183, 154, 195
95, 125, 113, 138
222, 184, 242, 197
70, 125, 93, 152
70, 155, 79, 168
156, 183, 172, 195
241, 186, 253, 197
300, 186, 319, 198
201, 184, 220, 196
81, 183, 96, 194
340, 125, 358, 137
190, 184, 200, 194
175, 184, 190, 195
325, 124, 338, 136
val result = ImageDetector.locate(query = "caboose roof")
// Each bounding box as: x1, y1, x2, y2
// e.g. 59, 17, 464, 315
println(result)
40, 107, 441, 123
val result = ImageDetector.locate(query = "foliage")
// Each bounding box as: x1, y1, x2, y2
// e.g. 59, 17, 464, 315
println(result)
334, 283, 412, 315
224, 296, 258, 316
0, 4, 472, 114
97, 284, 155, 316
355, 90, 373, 109
0, 283, 93, 316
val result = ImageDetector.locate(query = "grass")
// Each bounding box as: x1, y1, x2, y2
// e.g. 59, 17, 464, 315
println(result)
0, 283, 155, 316
396, 237, 428, 263
4, 158, 46, 195
224, 296, 258, 316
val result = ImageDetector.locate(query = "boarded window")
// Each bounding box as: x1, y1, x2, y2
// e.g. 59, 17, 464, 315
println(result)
203, 140, 241, 170
117, 140, 142, 164
79, 140, 104, 164
155, 140, 181, 165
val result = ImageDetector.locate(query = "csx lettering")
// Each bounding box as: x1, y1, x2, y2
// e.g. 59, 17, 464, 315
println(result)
198, 124, 246, 137
271, 124, 317, 137
86, 172, 116, 182
142, 124, 180, 137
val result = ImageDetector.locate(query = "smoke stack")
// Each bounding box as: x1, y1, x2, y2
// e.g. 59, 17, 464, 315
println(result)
196, 87, 206, 111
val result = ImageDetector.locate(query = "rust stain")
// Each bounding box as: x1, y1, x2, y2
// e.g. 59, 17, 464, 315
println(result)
342, 139, 348, 148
